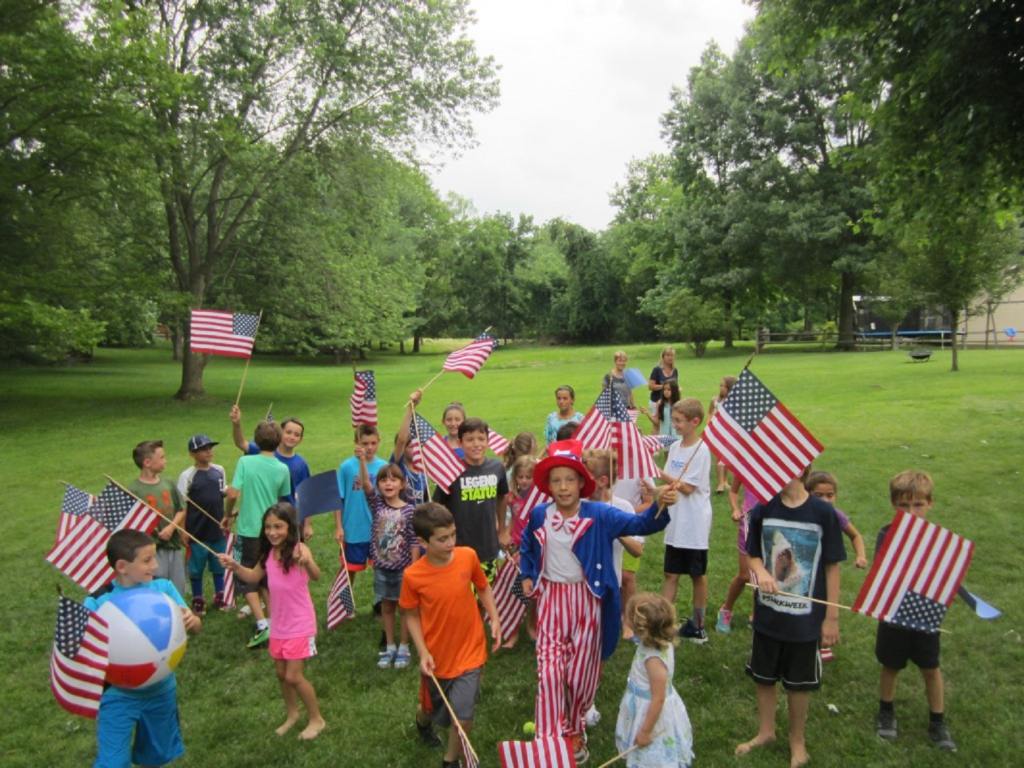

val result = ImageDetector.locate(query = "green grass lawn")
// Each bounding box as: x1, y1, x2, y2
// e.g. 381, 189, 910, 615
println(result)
2, 342, 1022, 767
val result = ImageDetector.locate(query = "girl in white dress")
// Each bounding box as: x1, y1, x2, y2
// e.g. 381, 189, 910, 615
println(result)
614, 593, 694, 767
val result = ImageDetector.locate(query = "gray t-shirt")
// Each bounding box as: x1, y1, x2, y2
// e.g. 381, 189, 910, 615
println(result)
433, 458, 509, 562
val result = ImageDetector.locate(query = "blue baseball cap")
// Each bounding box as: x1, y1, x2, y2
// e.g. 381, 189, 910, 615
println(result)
187, 434, 219, 452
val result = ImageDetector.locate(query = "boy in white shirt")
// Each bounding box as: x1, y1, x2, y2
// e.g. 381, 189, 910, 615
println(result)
659, 398, 713, 643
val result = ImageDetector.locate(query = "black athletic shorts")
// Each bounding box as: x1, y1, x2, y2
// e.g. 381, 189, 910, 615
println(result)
237, 535, 266, 594
875, 621, 941, 670
746, 631, 821, 691
663, 545, 708, 577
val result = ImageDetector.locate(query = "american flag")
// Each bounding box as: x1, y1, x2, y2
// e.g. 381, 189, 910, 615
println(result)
702, 368, 823, 504
575, 387, 659, 480
853, 511, 974, 633
642, 434, 677, 454
410, 412, 466, 493
46, 483, 161, 593
349, 370, 378, 427
488, 429, 511, 456
458, 724, 480, 768
189, 309, 260, 358
498, 736, 576, 767
326, 564, 356, 628
488, 558, 529, 644
50, 596, 109, 718
56, 484, 95, 545
442, 334, 498, 379
518, 484, 551, 527
221, 533, 238, 608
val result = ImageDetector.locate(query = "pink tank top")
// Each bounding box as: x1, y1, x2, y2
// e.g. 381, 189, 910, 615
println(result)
266, 552, 317, 639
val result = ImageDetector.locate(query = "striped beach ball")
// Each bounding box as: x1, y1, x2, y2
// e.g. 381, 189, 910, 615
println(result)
97, 588, 187, 689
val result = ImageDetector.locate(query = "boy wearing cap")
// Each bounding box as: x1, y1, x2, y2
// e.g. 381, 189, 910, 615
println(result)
177, 434, 228, 616
519, 439, 678, 764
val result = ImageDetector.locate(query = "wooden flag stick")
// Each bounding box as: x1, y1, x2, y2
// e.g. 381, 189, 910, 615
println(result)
428, 672, 479, 766
743, 581, 850, 611
104, 475, 219, 557
234, 309, 263, 406
409, 325, 494, 404
181, 491, 224, 529
655, 436, 706, 518
265, 402, 274, 421
596, 743, 642, 768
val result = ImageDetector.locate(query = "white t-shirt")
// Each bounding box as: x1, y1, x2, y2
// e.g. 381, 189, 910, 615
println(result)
608, 495, 638, 584
541, 513, 585, 583
612, 476, 657, 511
663, 440, 713, 549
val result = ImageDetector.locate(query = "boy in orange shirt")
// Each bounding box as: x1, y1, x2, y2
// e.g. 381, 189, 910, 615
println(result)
400, 503, 501, 768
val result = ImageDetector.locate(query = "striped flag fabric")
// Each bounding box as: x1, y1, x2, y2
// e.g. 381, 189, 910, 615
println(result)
488, 429, 511, 456
46, 483, 161, 593
642, 434, 677, 454
458, 725, 480, 768
50, 595, 109, 718
498, 736, 576, 767
221, 533, 238, 608
189, 309, 260, 358
853, 511, 974, 633
349, 370, 378, 427
442, 334, 497, 379
576, 387, 659, 480
518, 484, 552, 527
410, 412, 466, 493
702, 368, 823, 504
326, 565, 356, 628
488, 558, 529, 644
574, 393, 614, 451
56, 484, 96, 545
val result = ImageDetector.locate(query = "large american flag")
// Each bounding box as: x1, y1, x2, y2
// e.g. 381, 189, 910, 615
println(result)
702, 368, 823, 503
442, 334, 497, 378
56, 484, 96, 545
349, 370, 378, 427
46, 483, 160, 593
853, 511, 974, 633
410, 412, 466, 493
575, 387, 659, 480
498, 736, 576, 767
326, 564, 356, 629
488, 557, 529, 644
50, 596, 109, 718
189, 309, 260, 358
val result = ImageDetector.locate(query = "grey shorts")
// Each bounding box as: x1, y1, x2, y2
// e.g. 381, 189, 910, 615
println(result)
428, 667, 482, 726
373, 567, 404, 602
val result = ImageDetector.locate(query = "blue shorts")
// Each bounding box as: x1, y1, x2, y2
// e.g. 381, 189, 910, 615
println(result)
187, 537, 226, 579
94, 683, 184, 768
343, 541, 371, 570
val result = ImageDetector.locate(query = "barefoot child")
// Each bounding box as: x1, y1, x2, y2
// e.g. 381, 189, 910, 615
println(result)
356, 452, 419, 669
219, 503, 326, 740
735, 469, 845, 768
615, 593, 694, 767
519, 439, 677, 764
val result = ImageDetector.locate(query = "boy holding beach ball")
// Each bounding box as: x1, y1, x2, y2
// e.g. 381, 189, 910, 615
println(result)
84, 529, 202, 767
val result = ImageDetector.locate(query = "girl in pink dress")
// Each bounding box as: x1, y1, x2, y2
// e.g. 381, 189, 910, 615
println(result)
220, 503, 325, 739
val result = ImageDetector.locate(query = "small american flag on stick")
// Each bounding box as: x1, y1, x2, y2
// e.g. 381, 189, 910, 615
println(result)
498, 736, 576, 767
50, 595, 109, 718
575, 387, 659, 480
853, 511, 973, 633
221, 533, 238, 608
702, 368, 823, 504
56, 484, 96, 545
410, 412, 466, 493
442, 334, 497, 379
488, 558, 529, 644
189, 309, 260, 358
326, 564, 356, 628
349, 370, 378, 427
488, 429, 511, 456
46, 483, 160, 593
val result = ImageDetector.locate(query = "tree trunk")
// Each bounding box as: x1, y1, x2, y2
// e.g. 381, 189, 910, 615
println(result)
170, 325, 183, 361
413, 335, 422, 353
950, 307, 960, 372
836, 270, 856, 351
175, 351, 208, 399
399, 339, 406, 354
722, 295, 734, 348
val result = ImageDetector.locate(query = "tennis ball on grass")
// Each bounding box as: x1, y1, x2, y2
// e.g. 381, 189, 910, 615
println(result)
522, 721, 536, 736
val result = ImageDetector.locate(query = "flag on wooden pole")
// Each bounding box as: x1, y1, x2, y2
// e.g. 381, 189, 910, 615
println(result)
56, 484, 96, 545
410, 412, 466, 493
221, 533, 237, 608
50, 595, 109, 718
574, 387, 659, 480
852, 511, 974, 633
488, 429, 511, 456
326, 564, 356, 628
442, 334, 497, 378
702, 368, 823, 503
350, 370, 378, 427
488, 558, 529, 644
189, 309, 260, 358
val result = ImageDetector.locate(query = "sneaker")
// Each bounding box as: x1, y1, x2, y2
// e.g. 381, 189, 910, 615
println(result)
876, 710, 898, 740
191, 596, 207, 617
441, 760, 461, 768
715, 608, 732, 634
211, 591, 227, 610
394, 648, 412, 669
416, 719, 442, 748
571, 733, 589, 765
378, 648, 396, 669
237, 603, 253, 619
820, 646, 835, 662
246, 627, 269, 649
928, 721, 957, 751
584, 704, 601, 727
679, 618, 709, 644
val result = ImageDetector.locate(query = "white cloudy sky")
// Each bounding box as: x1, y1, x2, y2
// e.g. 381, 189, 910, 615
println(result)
429, 0, 756, 231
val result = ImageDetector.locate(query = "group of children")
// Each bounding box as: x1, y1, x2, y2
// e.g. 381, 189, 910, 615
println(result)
87, 379, 958, 768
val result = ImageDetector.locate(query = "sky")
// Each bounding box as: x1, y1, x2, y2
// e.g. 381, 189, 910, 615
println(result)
429, 0, 757, 232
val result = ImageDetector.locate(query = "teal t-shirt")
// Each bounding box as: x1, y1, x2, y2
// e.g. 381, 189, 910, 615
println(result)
337, 456, 387, 543
231, 454, 290, 537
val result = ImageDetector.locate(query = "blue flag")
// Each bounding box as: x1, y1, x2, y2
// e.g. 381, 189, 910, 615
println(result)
294, 470, 343, 522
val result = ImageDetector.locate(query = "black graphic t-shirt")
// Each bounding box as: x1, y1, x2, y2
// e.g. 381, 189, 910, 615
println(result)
433, 458, 509, 562
747, 494, 846, 642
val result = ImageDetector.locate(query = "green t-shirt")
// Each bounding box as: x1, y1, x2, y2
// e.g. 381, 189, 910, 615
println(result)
231, 453, 290, 538
128, 477, 184, 550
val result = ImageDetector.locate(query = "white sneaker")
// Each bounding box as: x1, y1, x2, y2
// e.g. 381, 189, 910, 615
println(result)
584, 705, 601, 727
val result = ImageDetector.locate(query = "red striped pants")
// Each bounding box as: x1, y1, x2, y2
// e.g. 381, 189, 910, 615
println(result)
534, 580, 602, 737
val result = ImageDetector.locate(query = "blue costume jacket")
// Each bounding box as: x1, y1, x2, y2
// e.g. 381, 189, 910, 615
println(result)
519, 499, 670, 660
